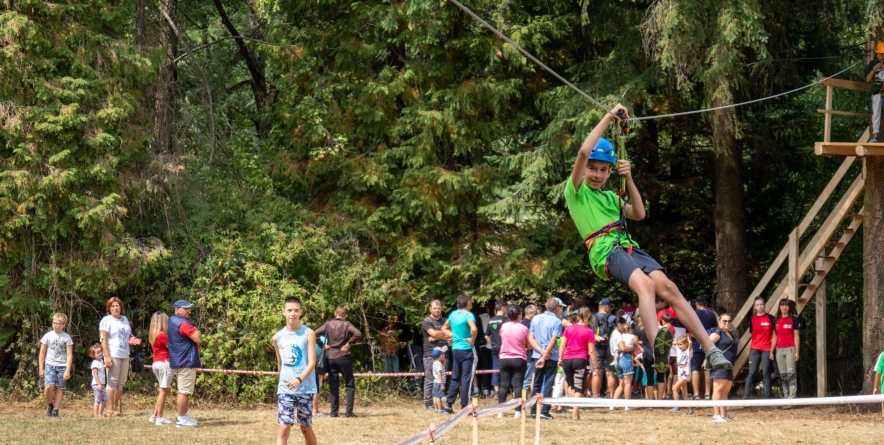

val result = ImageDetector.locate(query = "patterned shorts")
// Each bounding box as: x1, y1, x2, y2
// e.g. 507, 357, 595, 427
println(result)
44, 365, 67, 389
92, 385, 108, 406
278, 393, 313, 427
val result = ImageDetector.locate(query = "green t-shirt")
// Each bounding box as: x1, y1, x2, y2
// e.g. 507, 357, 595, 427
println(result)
563, 179, 639, 279
866, 60, 884, 94
448, 309, 476, 351
876, 351, 884, 394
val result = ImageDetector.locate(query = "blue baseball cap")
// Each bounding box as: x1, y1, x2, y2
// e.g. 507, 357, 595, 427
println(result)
431, 346, 448, 359
599, 298, 612, 306
173, 299, 194, 309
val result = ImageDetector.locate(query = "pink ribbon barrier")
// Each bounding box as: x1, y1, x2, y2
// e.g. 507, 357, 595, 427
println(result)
143, 364, 498, 378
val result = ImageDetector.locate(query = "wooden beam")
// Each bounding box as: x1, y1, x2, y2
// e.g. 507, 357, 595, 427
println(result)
820, 77, 874, 92
789, 228, 799, 301
815, 142, 860, 156
816, 109, 872, 119
731, 155, 856, 330
824, 86, 833, 142
857, 145, 884, 156
815, 257, 828, 397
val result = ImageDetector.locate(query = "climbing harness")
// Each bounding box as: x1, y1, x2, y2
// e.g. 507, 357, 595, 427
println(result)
582, 110, 634, 255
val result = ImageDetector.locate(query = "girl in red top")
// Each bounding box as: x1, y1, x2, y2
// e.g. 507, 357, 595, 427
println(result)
743, 297, 775, 400
772, 299, 803, 407
149, 311, 172, 425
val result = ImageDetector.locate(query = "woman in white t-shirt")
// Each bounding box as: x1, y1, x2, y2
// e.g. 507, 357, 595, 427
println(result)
99, 297, 141, 417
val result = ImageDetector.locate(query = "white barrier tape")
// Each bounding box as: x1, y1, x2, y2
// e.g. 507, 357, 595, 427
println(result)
522, 396, 539, 411
432, 406, 473, 438
476, 399, 522, 418
542, 394, 884, 408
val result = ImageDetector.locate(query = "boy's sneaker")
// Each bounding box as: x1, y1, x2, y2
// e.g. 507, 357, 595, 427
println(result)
149, 414, 157, 423
514, 411, 522, 419
653, 328, 673, 373
176, 415, 198, 428
704, 348, 733, 370
724, 416, 735, 422
440, 407, 454, 414
624, 407, 632, 412
497, 412, 505, 418
539, 413, 553, 420
669, 407, 680, 413
155, 417, 173, 425
713, 415, 727, 423
870, 137, 880, 143
46, 403, 54, 417
685, 409, 694, 416
51, 410, 59, 418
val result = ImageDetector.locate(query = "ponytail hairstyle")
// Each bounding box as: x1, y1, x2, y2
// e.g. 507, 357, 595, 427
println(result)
577, 307, 593, 326
787, 300, 798, 318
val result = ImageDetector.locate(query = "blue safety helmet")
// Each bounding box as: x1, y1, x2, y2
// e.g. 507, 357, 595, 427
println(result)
587, 137, 616, 164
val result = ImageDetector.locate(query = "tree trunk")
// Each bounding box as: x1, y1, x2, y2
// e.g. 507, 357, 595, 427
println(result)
135, 0, 148, 53
154, 0, 177, 155
711, 85, 748, 315
863, 156, 884, 394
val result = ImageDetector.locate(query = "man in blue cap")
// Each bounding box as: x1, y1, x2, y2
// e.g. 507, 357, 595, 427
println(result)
591, 298, 618, 398
169, 299, 201, 427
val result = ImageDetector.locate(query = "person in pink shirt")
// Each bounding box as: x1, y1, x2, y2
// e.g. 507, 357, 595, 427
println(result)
497, 305, 539, 418
557, 307, 599, 420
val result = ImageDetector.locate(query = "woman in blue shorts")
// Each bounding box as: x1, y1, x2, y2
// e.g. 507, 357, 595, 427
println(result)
709, 311, 737, 422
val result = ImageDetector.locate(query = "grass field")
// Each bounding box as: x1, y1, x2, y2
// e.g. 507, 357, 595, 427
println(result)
1, 396, 882, 444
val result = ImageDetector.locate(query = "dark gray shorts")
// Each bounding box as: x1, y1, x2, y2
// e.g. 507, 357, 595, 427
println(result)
606, 247, 664, 286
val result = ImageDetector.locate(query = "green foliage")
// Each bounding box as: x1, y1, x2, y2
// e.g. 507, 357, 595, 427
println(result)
0, 0, 873, 402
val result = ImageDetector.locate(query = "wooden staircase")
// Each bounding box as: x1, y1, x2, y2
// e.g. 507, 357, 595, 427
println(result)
729, 130, 866, 380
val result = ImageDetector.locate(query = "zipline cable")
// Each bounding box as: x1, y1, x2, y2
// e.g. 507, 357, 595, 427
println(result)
447, 0, 862, 123
630, 61, 862, 121
447, 0, 614, 117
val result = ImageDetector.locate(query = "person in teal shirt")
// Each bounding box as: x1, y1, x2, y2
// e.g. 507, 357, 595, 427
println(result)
564, 104, 731, 374
441, 293, 478, 411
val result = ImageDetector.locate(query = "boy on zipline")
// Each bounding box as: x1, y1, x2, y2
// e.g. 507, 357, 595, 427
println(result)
564, 104, 732, 372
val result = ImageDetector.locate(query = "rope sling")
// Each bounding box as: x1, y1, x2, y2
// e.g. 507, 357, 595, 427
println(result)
581, 111, 634, 256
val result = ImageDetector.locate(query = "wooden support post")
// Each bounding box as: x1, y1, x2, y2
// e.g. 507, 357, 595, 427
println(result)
824, 85, 833, 142
428, 423, 435, 445
471, 398, 478, 445
520, 399, 526, 445
788, 228, 799, 301
815, 257, 827, 397
534, 399, 541, 445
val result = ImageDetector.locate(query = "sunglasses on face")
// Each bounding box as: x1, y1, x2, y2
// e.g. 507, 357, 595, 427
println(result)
720, 319, 732, 323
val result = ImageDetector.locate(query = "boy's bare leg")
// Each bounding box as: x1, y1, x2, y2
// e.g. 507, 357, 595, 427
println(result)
54, 388, 64, 410
300, 425, 317, 445
627, 270, 660, 346
647, 270, 716, 351
277, 425, 291, 445
44, 384, 54, 408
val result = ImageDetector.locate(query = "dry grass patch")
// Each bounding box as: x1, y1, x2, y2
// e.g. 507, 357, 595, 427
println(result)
0, 397, 881, 444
